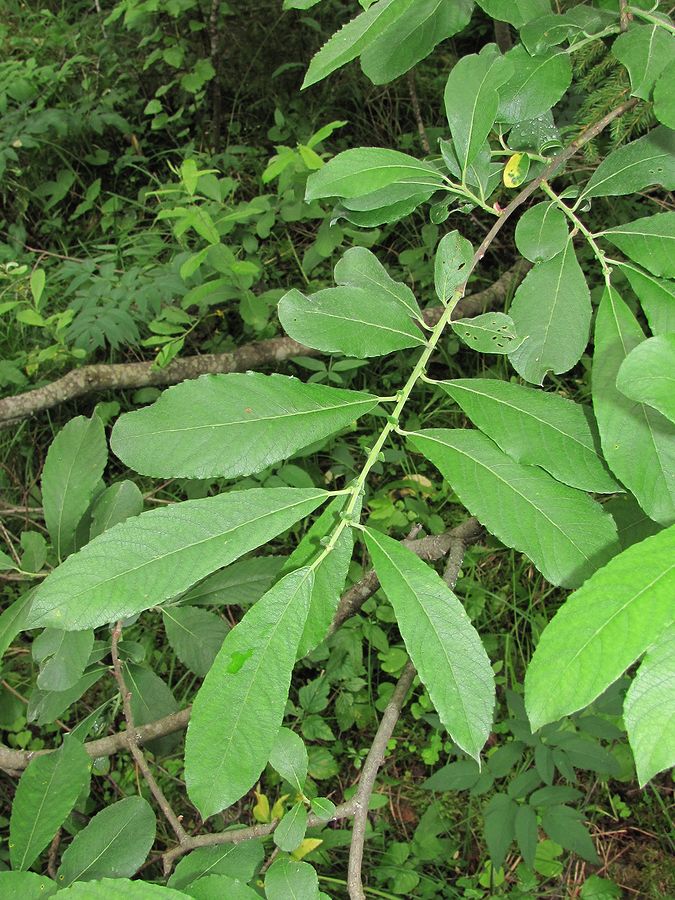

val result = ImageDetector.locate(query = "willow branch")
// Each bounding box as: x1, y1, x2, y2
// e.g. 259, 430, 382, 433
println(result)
0, 521, 481, 776
0, 269, 522, 427
111, 621, 188, 844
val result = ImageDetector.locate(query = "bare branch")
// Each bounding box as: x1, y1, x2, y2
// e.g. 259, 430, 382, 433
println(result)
619, 0, 632, 31
110, 622, 188, 844
407, 69, 430, 154
0, 269, 522, 427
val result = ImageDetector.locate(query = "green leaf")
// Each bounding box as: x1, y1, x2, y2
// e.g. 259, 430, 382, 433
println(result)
26, 488, 329, 631
60, 879, 186, 898
434, 231, 473, 301
444, 47, 513, 175
525, 525, 675, 731
475, 0, 551, 28
484, 794, 517, 869
278, 287, 425, 358
541, 806, 599, 863
624, 625, 675, 785
305, 148, 443, 202
601, 212, 675, 278
592, 288, 675, 526
422, 760, 480, 792
605, 494, 663, 550
162, 606, 229, 677
334, 247, 421, 321
508, 241, 591, 385
27, 670, 103, 727
269, 727, 308, 793
168, 842, 264, 890
111, 373, 378, 479
622, 264, 675, 335
265, 858, 319, 900
89, 481, 143, 538
497, 46, 572, 124
42, 414, 107, 561
654, 59, 675, 128
515, 201, 568, 262
57, 796, 156, 886
33, 628, 94, 691
360, 0, 473, 84
9, 737, 91, 871
0, 872, 57, 898
123, 663, 179, 756
274, 802, 308, 852
0, 592, 33, 663
451, 313, 524, 355
334, 181, 439, 226
612, 25, 674, 100
363, 528, 495, 760
179, 557, 285, 607
310, 797, 337, 820
408, 429, 619, 588
509, 110, 562, 156
436, 378, 619, 493
185, 875, 261, 899
515, 804, 538, 869
581, 126, 675, 198
617, 333, 675, 423
185, 569, 313, 818
301, 0, 413, 88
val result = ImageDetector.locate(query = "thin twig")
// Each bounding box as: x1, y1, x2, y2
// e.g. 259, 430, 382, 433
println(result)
407, 69, 430, 154
619, 0, 632, 31
110, 622, 188, 844
47, 828, 61, 879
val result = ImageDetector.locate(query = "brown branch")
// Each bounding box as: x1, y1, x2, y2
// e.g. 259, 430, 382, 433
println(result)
111, 622, 188, 844
407, 69, 430, 154
619, 0, 632, 32
0, 269, 522, 427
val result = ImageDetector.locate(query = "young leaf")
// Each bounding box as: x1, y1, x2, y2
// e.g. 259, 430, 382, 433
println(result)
612, 25, 673, 100
334, 246, 422, 321
269, 727, 308, 793
515, 202, 568, 262
185, 569, 313, 818
305, 148, 444, 201
444, 48, 513, 175
496, 46, 572, 124
408, 429, 620, 588
33, 628, 94, 691
360, 0, 473, 85
278, 287, 425, 357
601, 212, 675, 278
111, 373, 379, 479
57, 796, 156, 885
162, 606, 229, 677
89, 480, 143, 538
592, 288, 675, 526
622, 264, 675, 335
264, 857, 319, 900
436, 379, 619, 493
26, 488, 329, 631
451, 313, 524, 355
9, 737, 91, 871
273, 802, 308, 852
434, 231, 473, 301
508, 241, 591, 385
301, 0, 412, 88
42, 414, 107, 561
525, 525, 675, 732
363, 528, 495, 760
581, 126, 675, 198
167, 842, 264, 890
616, 334, 675, 424
624, 626, 675, 786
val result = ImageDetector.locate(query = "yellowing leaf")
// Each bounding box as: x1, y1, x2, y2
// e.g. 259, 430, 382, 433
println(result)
271, 794, 290, 820
291, 838, 323, 861
503, 153, 530, 188
253, 789, 271, 823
